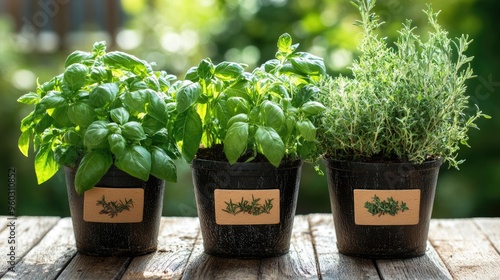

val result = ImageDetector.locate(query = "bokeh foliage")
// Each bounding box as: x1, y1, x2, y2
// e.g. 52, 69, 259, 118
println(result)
1, 0, 499, 217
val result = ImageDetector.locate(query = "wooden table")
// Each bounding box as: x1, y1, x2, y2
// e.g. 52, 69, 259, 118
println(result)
1, 214, 499, 279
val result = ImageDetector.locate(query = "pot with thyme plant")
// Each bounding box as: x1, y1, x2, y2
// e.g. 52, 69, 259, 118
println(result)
173, 33, 326, 258
17, 41, 180, 256
317, 0, 489, 258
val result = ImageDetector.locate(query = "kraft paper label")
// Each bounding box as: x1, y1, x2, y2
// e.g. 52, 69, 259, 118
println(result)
83, 187, 144, 223
354, 189, 420, 226
214, 189, 280, 225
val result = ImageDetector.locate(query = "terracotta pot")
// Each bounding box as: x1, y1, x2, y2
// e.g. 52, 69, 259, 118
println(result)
191, 159, 302, 258
65, 165, 164, 256
324, 158, 442, 258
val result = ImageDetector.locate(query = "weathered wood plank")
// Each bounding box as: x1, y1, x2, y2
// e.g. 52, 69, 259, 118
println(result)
1, 218, 75, 280
474, 218, 500, 253
259, 215, 319, 279
308, 214, 380, 279
0, 216, 60, 277
429, 219, 500, 280
122, 217, 200, 279
57, 254, 131, 279
375, 241, 453, 280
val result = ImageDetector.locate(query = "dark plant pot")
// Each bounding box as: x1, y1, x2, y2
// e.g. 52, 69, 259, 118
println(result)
324, 158, 442, 259
65, 165, 164, 256
191, 159, 302, 258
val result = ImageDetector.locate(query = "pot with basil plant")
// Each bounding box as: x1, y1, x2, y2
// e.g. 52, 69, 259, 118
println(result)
17, 41, 180, 256
317, 0, 489, 258
172, 33, 326, 258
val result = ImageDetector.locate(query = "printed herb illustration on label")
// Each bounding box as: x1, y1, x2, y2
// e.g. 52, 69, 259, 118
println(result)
96, 195, 134, 218
222, 195, 274, 216
364, 194, 409, 217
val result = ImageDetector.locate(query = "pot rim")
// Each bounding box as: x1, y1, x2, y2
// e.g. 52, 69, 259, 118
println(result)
191, 158, 303, 171
323, 157, 443, 171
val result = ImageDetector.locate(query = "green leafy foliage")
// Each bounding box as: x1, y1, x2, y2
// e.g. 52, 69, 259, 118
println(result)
317, 0, 489, 168
173, 33, 326, 166
17, 41, 180, 193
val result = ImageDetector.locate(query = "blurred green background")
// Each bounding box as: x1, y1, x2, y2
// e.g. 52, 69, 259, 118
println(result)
1, 0, 498, 218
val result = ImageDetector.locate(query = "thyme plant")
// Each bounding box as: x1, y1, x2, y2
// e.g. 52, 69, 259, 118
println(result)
318, 0, 489, 168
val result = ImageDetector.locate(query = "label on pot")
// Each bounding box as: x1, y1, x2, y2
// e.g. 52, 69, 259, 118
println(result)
353, 189, 420, 226
214, 189, 280, 225
83, 187, 144, 223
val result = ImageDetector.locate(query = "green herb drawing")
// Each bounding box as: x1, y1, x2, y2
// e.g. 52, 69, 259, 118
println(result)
96, 195, 134, 218
364, 195, 409, 217
222, 195, 274, 216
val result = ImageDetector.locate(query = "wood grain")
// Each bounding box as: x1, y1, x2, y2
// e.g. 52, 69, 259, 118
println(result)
0, 216, 60, 277
429, 219, 500, 280
474, 218, 500, 253
57, 254, 131, 279
1, 218, 76, 280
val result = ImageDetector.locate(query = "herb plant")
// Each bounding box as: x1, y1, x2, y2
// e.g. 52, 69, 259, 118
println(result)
223, 196, 274, 216
173, 33, 326, 166
364, 195, 409, 217
97, 195, 134, 218
317, 0, 489, 168
18, 41, 180, 193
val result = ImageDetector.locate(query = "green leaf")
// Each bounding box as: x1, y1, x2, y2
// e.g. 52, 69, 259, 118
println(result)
150, 146, 177, 182
110, 107, 130, 125
296, 120, 316, 141
255, 126, 285, 167
115, 145, 151, 181
63, 63, 88, 91
197, 58, 215, 80
261, 101, 285, 131
74, 151, 112, 194
145, 91, 168, 123
102, 51, 151, 76
92, 41, 107, 57
174, 107, 202, 162
277, 33, 292, 53
17, 92, 40, 105
121, 89, 150, 113
68, 102, 96, 127
51, 105, 73, 127
84, 120, 110, 147
18, 130, 30, 157
64, 50, 93, 67
290, 52, 326, 76
63, 130, 82, 146
301, 101, 326, 116
89, 83, 119, 108
108, 133, 126, 157
34, 143, 59, 184
224, 122, 249, 164
214, 62, 245, 81
176, 82, 201, 113
292, 84, 319, 107
122, 121, 147, 141
39, 91, 66, 108
227, 96, 250, 115
227, 113, 249, 128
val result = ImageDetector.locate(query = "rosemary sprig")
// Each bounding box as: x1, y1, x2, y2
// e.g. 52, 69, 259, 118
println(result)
96, 195, 134, 218
222, 196, 274, 216
364, 195, 409, 217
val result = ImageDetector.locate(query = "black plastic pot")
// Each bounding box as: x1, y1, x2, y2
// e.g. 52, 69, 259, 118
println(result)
324, 158, 442, 258
65, 165, 164, 256
191, 159, 302, 258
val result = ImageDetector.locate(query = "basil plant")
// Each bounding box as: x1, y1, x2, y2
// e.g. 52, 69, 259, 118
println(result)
173, 33, 326, 167
18, 42, 180, 193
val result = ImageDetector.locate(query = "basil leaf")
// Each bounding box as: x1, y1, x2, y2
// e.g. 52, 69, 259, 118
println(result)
255, 126, 285, 167
64, 50, 93, 67
115, 145, 151, 181
301, 101, 326, 116
63, 130, 82, 146
227, 113, 249, 128
261, 100, 285, 131
290, 52, 326, 76
84, 120, 110, 147
68, 102, 96, 127
102, 51, 151, 76
121, 89, 151, 113
176, 82, 201, 113
40, 91, 66, 108
197, 58, 215, 80
18, 130, 30, 157
122, 121, 146, 141
63, 63, 88, 91
227, 96, 250, 115
89, 83, 119, 108
146, 91, 168, 123
17, 92, 40, 105
224, 122, 249, 165
108, 133, 126, 157
34, 143, 59, 184
174, 107, 202, 162
214, 61, 245, 81
150, 146, 177, 182
74, 151, 112, 194
296, 120, 316, 141
51, 105, 73, 127
110, 107, 130, 125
